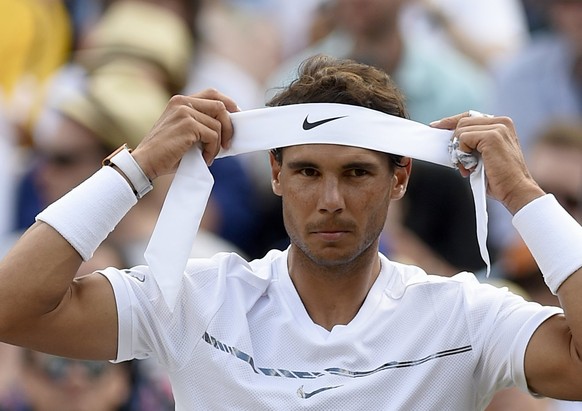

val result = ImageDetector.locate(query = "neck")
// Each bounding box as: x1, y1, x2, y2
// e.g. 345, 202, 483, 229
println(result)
287, 242, 381, 331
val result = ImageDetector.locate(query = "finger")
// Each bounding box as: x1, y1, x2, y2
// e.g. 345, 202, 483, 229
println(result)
171, 98, 224, 163
430, 110, 495, 130
189, 88, 240, 114
457, 164, 471, 178
190, 116, 221, 166
429, 111, 472, 130
215, 106, 234, 150
186, 97, 235, 150
450, 125, 496, 177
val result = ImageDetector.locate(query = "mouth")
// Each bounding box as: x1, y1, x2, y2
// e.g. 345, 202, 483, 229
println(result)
310, 228, 352, 242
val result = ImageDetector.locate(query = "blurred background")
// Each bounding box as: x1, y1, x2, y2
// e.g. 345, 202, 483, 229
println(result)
0, 0, 580, 410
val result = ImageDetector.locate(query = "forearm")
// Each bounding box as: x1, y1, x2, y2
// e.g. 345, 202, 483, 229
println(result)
513, 194, 582, 347
0, 166, 137, 336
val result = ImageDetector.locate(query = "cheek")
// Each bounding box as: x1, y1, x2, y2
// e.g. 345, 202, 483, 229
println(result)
363, 188, 393, 225
353, 183, 392, 208
281, 191, 312, 223
365, 192, 391, 219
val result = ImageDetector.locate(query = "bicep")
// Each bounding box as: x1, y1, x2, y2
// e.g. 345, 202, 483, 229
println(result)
15, 272, 119, 361
524, 314, 582, 400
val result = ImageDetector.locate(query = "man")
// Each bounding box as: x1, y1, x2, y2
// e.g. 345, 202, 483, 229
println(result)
492, 0, 582, 154
0, 55, 581, 409
271, 0, 492, 274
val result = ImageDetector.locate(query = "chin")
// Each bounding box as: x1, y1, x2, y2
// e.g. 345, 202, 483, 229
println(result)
304, 247, 361, 267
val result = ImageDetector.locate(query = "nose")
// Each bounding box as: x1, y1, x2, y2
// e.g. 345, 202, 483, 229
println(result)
318, 176, 345, 214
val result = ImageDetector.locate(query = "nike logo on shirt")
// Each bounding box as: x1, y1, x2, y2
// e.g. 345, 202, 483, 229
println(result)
297, 384, 343, 399
302, 115, 347, 130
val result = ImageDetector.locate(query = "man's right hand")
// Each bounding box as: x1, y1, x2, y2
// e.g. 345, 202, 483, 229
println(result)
131, 89, 239, 181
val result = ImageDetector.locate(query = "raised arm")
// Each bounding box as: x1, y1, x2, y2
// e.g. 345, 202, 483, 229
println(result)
0, 89, 238, 360
432, 112, 582, 399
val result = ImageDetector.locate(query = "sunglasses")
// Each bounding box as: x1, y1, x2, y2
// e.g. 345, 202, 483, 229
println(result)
30, 354, 110, 382
541, 187, 581, 213
35, 149, 103, 168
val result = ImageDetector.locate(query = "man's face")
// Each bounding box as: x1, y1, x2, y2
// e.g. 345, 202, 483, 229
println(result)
551, 0, 582, 51
335, 0, 403, 39
22, 351, 130, 411
270, 144, 410, 267
34, 115, 107, 205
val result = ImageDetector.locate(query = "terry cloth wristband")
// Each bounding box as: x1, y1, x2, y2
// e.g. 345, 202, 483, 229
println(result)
36, 166, 138, 261
512, 194, 582, 294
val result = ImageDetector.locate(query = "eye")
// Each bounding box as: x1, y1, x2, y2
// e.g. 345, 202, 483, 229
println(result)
346, 168, 369, 177
300, 168, 319, 177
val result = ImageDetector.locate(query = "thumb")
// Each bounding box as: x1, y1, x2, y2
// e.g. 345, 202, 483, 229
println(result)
429, 112, 471, 130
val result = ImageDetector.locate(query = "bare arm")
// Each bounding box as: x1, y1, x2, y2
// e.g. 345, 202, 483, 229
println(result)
432, 112, 582, 399
0, 222, 117, 360
0, 89, 238, 360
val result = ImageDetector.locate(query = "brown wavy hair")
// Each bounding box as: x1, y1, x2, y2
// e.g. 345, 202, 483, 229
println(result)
267, 54, 408, 167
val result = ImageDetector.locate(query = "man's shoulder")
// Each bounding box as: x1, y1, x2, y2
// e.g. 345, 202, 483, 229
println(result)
184, 248, 286, 287
385, 257, 483, 295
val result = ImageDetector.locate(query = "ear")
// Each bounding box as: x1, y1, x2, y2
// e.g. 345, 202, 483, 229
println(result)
269, 151, 283, 197
391, 157, 412, 200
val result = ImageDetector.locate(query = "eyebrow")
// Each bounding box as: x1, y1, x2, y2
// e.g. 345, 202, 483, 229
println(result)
286, 160, 318, 170
341, 161, 381, 171
285, 160, 381, 171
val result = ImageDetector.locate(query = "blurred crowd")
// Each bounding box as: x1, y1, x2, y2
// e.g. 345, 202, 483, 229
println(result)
0, 0, 580, 409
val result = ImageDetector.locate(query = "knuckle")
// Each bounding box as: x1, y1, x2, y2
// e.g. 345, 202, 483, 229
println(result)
208, 116, 222, 130
178, 114, 197, 131
204, 87, 220, 97
212, 100, 226, 112
496, 115, 513, 125
175, 105, 189, 117
497, 116, 515, 130
169, 94, 187, 106
491, 128, 506, 143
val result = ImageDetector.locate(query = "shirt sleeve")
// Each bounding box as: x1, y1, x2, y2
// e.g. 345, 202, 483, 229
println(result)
99, 266, 159, 363
101, 253, 244, 370
460, 276, 562, 398
99, 259, 228, 371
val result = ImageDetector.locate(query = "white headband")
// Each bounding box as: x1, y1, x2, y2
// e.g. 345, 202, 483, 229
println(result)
145, 103, 489, 311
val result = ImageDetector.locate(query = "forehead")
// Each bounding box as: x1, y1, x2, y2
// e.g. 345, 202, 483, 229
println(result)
36, 113, 99, 151
282, 144, 389, 164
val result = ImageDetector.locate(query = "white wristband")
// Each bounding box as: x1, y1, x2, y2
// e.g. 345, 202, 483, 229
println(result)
512, 194, 582, 294
103, 144, 153, 199
36, 167, 138, 261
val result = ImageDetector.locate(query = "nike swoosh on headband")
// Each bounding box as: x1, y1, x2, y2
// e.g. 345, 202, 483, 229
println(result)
145, 103, 487, 311
302, 115, 347, 130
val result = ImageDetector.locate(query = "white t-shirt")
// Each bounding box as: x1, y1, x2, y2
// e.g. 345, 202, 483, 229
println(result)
101, 249, 561, 410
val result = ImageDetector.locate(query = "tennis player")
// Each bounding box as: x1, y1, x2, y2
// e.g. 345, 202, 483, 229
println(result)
1, 55, 581, 409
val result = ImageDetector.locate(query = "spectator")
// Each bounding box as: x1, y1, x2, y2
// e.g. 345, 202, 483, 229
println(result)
492, 0, 582, 155
400, 0, 530, 68
6, 0, 248, 263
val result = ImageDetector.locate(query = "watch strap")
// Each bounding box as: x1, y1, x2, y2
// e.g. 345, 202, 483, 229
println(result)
103, 144, 153, 199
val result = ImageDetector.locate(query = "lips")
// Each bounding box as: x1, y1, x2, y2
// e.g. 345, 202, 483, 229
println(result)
312, 231, 349, 242
308, 222, 354, 234
311, 227, 350, 233
308, 221, 355, 238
